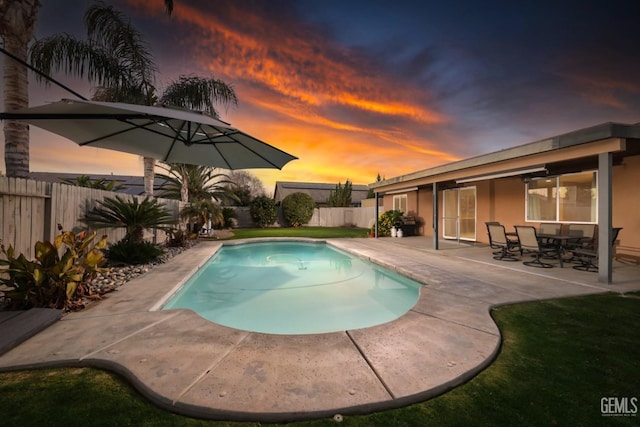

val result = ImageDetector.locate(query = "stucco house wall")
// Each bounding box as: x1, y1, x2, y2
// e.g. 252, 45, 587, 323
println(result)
379, 154, 640, 254
612, 154, 640, 253
417, 187, 432, 237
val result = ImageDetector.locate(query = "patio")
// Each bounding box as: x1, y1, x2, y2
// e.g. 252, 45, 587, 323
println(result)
375, 235, 640, 294
0, 237, 638, 422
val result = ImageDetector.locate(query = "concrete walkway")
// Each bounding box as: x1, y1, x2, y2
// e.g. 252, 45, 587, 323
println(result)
0, 308, 61, 356
1, 237, 638, 422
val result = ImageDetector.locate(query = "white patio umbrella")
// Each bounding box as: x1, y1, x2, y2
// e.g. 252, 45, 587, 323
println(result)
0, 98, 297, 169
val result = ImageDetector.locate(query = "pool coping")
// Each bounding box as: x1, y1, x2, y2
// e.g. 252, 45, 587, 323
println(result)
0, 237, 627, 422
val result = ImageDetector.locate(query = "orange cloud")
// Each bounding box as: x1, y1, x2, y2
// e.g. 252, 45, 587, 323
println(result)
129, 0, 444, 123
123, 0, 454, 188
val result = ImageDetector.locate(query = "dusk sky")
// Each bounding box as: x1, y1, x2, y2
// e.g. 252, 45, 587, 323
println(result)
2, 0, 640, 192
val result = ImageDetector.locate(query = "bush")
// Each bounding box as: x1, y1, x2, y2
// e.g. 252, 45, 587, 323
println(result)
105, 239, 164, 266
0, 230, 107, 310
165, 228, 190, 248
282, 192, 315, 227
250, 196, 278, 228
221, 207, 237, 228
376, 209, 404, 236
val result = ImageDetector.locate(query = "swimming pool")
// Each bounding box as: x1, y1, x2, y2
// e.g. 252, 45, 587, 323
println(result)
161, 241, 421, 334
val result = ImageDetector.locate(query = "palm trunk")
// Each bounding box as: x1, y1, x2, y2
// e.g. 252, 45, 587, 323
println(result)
1, 0, 40, 178
181, 169, 188, 203
143, 156, 155, 196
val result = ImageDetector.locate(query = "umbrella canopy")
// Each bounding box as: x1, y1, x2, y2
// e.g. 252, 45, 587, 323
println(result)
0, 98, 297, 169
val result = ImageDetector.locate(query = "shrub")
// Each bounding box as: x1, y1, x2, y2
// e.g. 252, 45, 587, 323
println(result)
250, 195, 277, 228
165, 228, 190, 248
0, 230, 107, 310
376, 209, 404, 236
105, 239, 164, 266
221, 207, 237, 228
282, 192, 315, 227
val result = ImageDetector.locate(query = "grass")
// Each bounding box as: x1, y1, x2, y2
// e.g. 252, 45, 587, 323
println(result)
220, 226, 371, 239
1, 292, 639, 426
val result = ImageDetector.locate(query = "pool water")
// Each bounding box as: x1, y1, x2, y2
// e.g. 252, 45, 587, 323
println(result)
162, 241, 421, 335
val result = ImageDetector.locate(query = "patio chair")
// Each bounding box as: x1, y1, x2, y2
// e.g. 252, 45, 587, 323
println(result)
515, 225, 559, 268
539, 222, 561, 235
538, 222, 561, 244
485, 221, 502, 252
566, 224, 597, 251
537, 222, 563, 254
572, 227, 622, 272
487, 224, 521, 261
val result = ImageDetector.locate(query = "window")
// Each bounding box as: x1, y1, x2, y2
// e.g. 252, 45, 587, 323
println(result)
393, 194, 407, 214
526, 171, 597, 222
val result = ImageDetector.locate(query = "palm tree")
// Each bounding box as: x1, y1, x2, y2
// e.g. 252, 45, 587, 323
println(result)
179, 198, 223, 234
156, 163, 235, 203
83, 195, 175, 244
0, 0, 40, 178
0, 1, 173, 179
28, 2, 237, 195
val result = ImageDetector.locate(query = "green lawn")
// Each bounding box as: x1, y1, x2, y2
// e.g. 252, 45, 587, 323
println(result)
2, 293, 638, 426
220, 226, 371, 239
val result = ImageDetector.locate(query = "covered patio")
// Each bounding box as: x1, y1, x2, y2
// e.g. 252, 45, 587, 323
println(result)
370, 235, 640, 293
371, 122, 640, 285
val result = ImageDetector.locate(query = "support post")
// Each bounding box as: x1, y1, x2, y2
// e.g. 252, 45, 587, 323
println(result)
433, 182, 439, 250
597, 152, 613, 283
374, 192, 380, 238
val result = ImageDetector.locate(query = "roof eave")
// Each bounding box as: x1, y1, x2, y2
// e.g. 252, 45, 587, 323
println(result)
370, 122, 640, 190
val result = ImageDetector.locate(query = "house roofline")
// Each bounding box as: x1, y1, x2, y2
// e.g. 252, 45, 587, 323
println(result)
370, 122, 640, 189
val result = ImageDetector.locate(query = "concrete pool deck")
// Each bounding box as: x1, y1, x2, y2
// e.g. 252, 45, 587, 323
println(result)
1, 237, 639, 422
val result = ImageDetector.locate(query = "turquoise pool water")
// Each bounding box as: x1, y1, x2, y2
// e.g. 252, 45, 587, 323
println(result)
162, 241, 421, 335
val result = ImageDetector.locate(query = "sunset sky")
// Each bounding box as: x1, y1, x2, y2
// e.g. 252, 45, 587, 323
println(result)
2, 0, 640, 193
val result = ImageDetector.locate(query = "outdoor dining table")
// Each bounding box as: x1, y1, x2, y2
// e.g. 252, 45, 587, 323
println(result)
537, 234, 585, 267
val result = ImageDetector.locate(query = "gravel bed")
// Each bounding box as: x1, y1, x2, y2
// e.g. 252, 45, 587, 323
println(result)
88, 241, 199, 296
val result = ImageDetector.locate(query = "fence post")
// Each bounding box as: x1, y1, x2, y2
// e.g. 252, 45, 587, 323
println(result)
43, 181, 53, 242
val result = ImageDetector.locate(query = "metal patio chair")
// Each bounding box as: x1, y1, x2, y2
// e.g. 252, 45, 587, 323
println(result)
488, 224, 521, 261
566, 223, 597, 251
485, 221, 502, 253
515, 225, 559, 268
572, 227, 622, 272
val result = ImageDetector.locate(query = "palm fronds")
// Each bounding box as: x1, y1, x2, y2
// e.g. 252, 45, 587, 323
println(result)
156, 163, 237, 203
29, 2, 157, 102
159, 75, 238, 118
83, 196, 175, 243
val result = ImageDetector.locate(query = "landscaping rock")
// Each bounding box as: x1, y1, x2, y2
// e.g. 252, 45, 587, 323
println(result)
87, 240, 199, 299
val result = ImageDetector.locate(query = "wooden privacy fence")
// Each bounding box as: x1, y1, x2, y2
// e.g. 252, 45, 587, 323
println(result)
1, 177, 182, 260
1, 177, 377, 259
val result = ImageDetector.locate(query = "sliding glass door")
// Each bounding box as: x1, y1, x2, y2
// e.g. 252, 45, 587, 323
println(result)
443, 187, 477, 241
